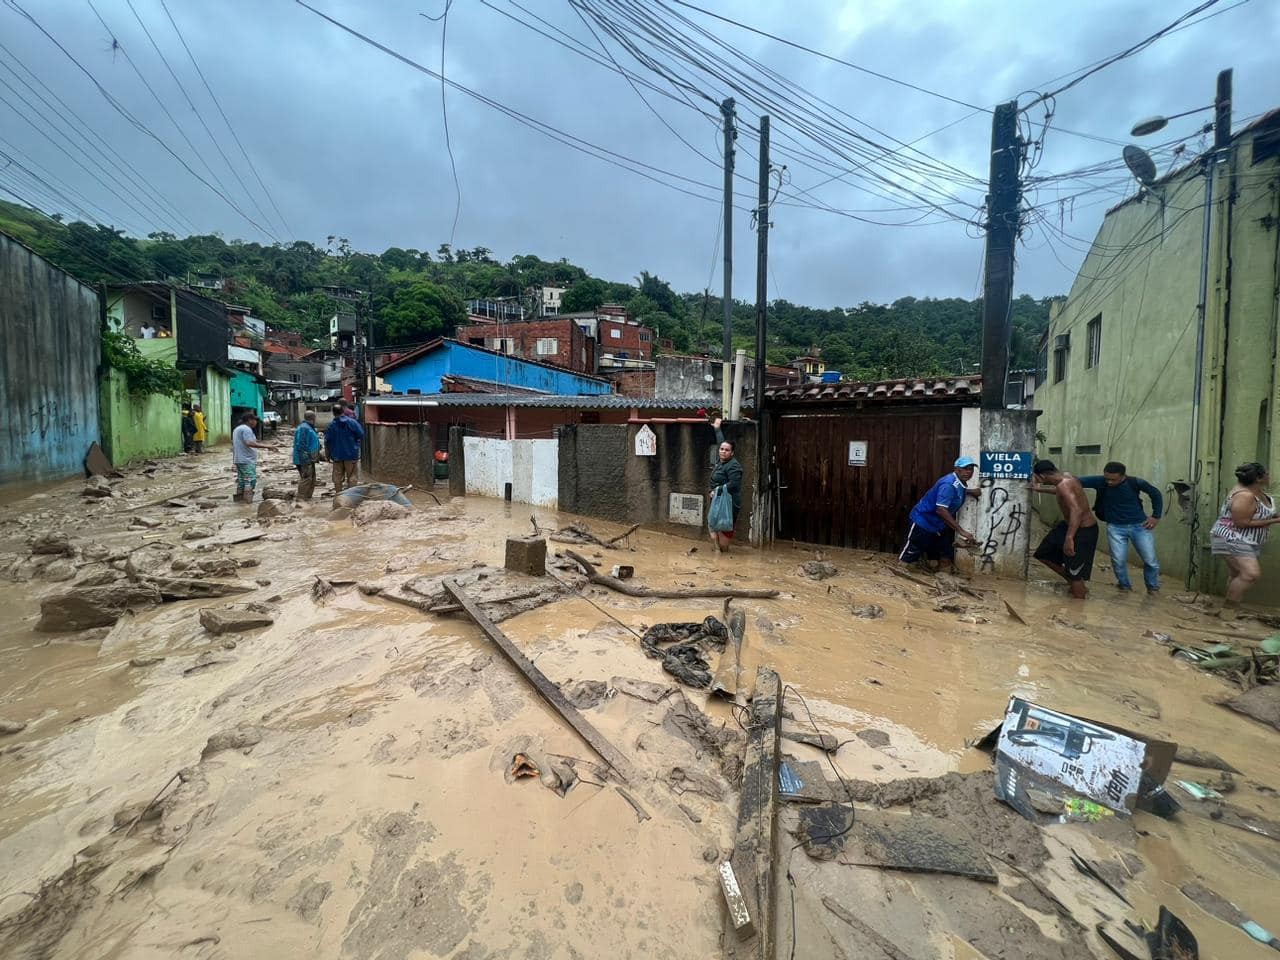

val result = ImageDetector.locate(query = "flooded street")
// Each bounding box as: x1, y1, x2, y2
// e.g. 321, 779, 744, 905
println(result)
2, 449, 1278, 959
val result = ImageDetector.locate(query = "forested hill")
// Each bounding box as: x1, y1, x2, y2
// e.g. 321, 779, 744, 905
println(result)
0, 200, 1054, 378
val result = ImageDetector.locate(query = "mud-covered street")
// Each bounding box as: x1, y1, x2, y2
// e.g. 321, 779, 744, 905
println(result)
2, 446, 1279, 960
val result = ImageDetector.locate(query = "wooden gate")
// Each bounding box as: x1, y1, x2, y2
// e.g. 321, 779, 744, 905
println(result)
774, 406, 963, 551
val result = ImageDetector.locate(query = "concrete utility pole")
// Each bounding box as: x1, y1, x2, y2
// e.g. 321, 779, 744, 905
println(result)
753, 116, 770, 415
720, 97, 735, 416
366, 288, 376, 395
979, 100, 1022, 410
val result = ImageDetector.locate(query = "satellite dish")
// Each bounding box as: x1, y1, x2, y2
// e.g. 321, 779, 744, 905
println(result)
1130, 116, 1168, 137
1123, 144, 1158, 186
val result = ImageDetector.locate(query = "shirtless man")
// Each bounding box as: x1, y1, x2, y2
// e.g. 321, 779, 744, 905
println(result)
1029, 460, 1099, 599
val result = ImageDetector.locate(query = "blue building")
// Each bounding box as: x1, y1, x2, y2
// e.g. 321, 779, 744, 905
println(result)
378, 338, 613, 396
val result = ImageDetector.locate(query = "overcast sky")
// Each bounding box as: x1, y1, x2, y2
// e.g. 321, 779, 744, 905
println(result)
1, 0, 1276, 308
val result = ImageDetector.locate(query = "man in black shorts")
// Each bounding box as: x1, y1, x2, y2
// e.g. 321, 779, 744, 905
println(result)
1030, 460, 1099, 600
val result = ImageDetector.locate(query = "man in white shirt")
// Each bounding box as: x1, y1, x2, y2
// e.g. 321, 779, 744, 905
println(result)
231, 412, 278, 502
140, 323, 156, 339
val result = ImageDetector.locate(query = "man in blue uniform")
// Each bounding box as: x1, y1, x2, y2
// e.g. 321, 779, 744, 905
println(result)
899, 457, 981, 573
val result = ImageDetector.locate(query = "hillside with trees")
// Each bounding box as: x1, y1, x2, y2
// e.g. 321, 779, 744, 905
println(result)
0, 200, 1054, 379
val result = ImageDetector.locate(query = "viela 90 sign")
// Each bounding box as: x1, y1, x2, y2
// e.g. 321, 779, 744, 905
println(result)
980, 451, 1032, 480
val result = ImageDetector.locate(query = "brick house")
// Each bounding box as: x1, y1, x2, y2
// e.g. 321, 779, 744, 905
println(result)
454, 317, 596, 375
597, 316, 655, 365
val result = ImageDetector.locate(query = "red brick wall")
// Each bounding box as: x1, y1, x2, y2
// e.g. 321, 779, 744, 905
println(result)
607, 370, 656, 397
597, 319, 655, 360
454, 319, 594, 373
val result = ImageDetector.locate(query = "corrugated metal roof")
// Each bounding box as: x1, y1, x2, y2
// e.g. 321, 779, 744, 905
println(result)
376, 336, 610, 384
764, 376, 981, 404
367, 393, 711, 410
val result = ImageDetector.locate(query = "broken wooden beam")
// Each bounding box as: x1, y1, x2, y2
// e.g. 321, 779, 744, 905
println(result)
564, 551, 779, 600
442, 579, 635, 784
725, 666, 782, 960
711, 607, 746, 701
780, 729, 840, 753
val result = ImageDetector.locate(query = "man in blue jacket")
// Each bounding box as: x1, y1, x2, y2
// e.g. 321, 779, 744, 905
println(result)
899, 457, 981, 574
292, 412, 321, 500
325, 403, 365, 495
1080, 461, 1164, 593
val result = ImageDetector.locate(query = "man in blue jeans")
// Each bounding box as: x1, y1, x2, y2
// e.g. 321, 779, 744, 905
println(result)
1080, 461, 1164, 593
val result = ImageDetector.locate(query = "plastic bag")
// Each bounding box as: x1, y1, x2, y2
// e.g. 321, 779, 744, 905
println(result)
708, 484, 734, 532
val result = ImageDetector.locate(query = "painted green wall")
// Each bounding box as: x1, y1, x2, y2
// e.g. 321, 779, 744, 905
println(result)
203, 368, 232, 444
230, 370, 264, 418
1036, 130, 1280, 596
99, 368, 182, 466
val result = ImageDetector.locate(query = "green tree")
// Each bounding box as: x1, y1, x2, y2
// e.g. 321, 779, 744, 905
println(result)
380, 279, 466, 344
561, 278, 608, 313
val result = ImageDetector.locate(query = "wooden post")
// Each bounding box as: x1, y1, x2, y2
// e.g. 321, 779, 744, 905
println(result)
724, 666, 782, 958
442, 579, 634, 783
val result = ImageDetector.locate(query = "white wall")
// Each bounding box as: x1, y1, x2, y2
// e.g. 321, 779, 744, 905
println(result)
464, 437, 559, 508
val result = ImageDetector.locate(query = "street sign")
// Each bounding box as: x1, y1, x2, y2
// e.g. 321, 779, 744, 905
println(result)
981, 451, 1032, 480
847, 440, 868, 466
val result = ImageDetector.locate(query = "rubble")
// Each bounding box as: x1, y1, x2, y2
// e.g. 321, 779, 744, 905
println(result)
30, 533, 75, 556
37, 582, 163, 632
352, 501, 411, 526
199, 603, 276, 635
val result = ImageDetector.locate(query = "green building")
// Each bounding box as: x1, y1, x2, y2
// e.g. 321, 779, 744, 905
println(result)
1035, 110, 1280, 595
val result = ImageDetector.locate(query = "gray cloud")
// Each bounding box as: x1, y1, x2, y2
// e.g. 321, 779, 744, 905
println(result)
2, 0, 1276, 307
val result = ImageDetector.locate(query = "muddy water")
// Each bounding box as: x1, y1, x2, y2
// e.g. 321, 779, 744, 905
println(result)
0, 452, 1278, 959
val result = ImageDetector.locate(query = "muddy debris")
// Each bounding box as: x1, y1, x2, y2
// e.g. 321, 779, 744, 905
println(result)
30, 532, 75, 556
257, 499, 291, 520
353, 501, 411, 526
38, 559, 77, 582
199, 602, 276, 635
128, 656, 165, 668
856, 728, 892, 749
610, 676, 674, 703
82, 476, 114, 498
259, 487, 295, 501
201, 725, 264, 758
1222, 684, 1280, 733
37, 581, 162, 632
181, 526, 215, 541
801, 560, 838, 580
128, 516, 162, 530
1173, 746, 1241, 773
287, 877, 332, 923
661, 696, 744, 784
851, 603, 885, 619
563, 679, 609, 710
0, 719, 28, 735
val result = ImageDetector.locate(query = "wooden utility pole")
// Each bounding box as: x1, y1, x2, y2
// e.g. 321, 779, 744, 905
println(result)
979, 101, 1022, 410
720, 97, 736, 416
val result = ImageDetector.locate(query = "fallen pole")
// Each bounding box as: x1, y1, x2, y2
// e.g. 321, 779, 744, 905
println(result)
442, 579, 635, 784
724, 666, 782, 959
711, 606, 745, 701
564, 551, 779, 600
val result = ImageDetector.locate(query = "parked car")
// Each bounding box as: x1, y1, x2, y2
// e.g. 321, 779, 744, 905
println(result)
261, 410, 282, 433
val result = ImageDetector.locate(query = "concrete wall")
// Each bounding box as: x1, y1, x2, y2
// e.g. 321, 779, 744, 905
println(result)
655, 354, 756, 402
367, 422, 434, 486
0, 233, 103, 487
1035, 123, 1280, 594
462, 437, 559, 507
558, 421, 756, 540
972, 409, 1037, 580
203, 368, 232, 444
99, 368, 183, 465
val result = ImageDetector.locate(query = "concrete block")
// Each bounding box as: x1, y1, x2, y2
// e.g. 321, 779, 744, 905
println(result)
504, 536, 547, 577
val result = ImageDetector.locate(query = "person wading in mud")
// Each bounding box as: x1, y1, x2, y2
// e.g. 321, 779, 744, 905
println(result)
898, 457, 980, 574
708, 418, 742, 553
325, 403, 364, 495
231, 412, 278, 503
1079, 461, 1163, 594
292, 412, 322, 500
1030, 460, 1099, 599
1209, 461, 1280, 620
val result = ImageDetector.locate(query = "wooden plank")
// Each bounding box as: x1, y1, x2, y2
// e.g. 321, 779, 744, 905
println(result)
711, 607, 746, 701
725, 666, 782, 960
442, 579, 635, 784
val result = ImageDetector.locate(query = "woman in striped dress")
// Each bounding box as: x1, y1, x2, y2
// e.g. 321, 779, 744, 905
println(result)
1210, 462, 1280, 619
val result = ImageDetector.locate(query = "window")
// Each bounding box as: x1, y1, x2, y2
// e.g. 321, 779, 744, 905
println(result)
535, 337, 559, 355
610, 328, 622, 339
1053, 347, 1067, 383
1075, 444, 1102, 455
486, 337, 515, 354
1086, 315, 1102, 368
639, 331, 651, 343
151, 304, 168, 323
1048, 446, 1063, 455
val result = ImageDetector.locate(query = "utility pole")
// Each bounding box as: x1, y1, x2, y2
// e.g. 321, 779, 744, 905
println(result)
366, 288, 377, 396
753, 116, 770, 417
720, 97, 735, 416
979, 100, 1022, 410
1186, 67, 1233, 590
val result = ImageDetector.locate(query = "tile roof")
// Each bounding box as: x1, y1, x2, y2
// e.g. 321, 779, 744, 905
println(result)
763, 376, 981, 404
367, 393, 711, 410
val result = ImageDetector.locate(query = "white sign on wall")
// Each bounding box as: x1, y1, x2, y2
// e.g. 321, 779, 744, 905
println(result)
668, 492, 704, 526
847, 440, 868, 466
634, 424, 657, 456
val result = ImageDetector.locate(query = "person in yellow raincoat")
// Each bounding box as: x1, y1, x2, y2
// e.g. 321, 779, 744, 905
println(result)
191, 404, 207, 454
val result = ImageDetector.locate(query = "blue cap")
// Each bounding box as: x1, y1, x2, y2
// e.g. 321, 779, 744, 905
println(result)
954, 456, 977, 469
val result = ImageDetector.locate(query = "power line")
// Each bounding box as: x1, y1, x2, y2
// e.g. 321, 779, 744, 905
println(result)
427, 0, 462, 246
157, 0, 293, 237
0, 37, 197, 233
2, 0, 278, 238
121, 0, 279, 238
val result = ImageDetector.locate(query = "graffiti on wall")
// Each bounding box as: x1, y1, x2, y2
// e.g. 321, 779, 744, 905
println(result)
978, 476, 1025, 572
